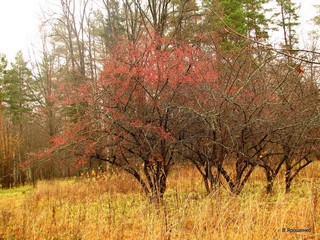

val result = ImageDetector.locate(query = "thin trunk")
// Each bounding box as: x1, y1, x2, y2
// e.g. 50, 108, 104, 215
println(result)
285, 176, 292, 193
266, 171, 274, 194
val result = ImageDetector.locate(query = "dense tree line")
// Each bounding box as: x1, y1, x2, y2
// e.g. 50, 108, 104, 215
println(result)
0, 0, 320, 203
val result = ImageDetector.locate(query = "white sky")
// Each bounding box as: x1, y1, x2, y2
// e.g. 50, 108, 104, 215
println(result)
0, 0, 44, 62
0, 0, 319, 63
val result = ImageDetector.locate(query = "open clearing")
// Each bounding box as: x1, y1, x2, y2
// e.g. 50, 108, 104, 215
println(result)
0, 163, 319, 240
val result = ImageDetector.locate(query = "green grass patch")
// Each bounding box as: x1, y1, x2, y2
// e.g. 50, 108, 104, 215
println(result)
0, 185, 33, 198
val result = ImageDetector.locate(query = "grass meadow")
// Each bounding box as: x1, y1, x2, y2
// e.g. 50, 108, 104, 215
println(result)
0, 162, 319, 240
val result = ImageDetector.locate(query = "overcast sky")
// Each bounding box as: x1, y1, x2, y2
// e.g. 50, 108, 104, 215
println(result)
0, 0, 43, 62
0, 0, 318, 63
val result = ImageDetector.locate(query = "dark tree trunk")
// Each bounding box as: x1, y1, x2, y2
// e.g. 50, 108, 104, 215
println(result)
285, 177, 292, 193
266, 174, 274, 194
150, 174, 167, 205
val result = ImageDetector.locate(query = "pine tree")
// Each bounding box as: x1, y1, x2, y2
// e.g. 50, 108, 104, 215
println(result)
243, 0, 271, 41
0, 52, 35, 186
201, 0, 271, 53
93, 0, 126, 52
168, 0, 201, 41
0, 55, 8, 187
275, 0, 300, 53
1, 51, 34, 120
217, 0, 247, 51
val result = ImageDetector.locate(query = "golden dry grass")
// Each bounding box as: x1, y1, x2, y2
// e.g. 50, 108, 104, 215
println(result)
0, 162, 319, 240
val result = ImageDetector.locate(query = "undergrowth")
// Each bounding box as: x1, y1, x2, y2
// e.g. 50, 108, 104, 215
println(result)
0, 162, 319, 240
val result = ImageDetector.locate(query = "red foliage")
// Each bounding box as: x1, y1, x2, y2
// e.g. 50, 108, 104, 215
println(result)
157, 127, 175, 142
296, 65, 304, 74
50, 135, 67, 147
29, 34, 219, 173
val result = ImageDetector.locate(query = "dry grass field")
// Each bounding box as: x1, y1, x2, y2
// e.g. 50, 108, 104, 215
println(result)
0, 162, 319, 240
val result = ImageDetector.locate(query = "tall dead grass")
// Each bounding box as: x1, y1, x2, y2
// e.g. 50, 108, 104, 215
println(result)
0, 162, 319, 239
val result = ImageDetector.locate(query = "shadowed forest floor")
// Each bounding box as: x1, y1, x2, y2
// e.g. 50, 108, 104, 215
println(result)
0, 162, 319, 240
